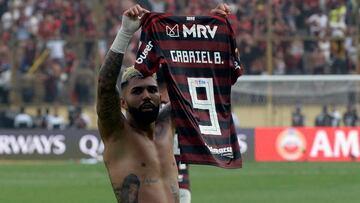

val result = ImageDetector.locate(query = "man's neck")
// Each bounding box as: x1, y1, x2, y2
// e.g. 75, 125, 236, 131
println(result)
127, 115, 156, 139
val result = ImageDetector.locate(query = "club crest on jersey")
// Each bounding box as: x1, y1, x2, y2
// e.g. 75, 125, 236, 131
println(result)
166, 24, 179, 37
166, 24, 218, 39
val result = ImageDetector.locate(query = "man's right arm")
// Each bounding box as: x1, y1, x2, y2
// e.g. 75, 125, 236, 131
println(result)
97, 5, 149, 138
97, 51, 124, 137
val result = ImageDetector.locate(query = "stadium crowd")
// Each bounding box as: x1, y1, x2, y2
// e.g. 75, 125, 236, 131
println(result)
0, 0, 359, 126
0, 105, 91, 129
292, 104, 359, 127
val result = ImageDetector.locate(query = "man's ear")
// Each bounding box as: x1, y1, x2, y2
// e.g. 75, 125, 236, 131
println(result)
120, 97, 128, 110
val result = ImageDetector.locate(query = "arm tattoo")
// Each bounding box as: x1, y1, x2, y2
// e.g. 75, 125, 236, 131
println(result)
97, 51, 124, 132
170, 182, 180, 202
113, 174, 140, 203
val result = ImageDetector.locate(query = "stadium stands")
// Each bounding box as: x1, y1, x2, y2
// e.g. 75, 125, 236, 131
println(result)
0, 0, 359, 128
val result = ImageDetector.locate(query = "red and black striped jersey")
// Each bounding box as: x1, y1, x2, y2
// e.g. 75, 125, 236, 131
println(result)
135, 13, 243, 168
173, 132, 190, 190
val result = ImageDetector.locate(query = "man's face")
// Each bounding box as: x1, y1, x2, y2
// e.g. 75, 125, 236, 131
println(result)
122, 77, 160, 125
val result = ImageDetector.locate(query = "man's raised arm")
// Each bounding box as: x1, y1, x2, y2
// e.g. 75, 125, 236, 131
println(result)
97, 5, 149, 137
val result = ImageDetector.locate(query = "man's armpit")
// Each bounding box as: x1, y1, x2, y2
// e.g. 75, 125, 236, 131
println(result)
157, 103, 172, 122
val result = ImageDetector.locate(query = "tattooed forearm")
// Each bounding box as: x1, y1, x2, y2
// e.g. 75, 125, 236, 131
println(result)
113, 174, 140, 203
97, 51, 124, 126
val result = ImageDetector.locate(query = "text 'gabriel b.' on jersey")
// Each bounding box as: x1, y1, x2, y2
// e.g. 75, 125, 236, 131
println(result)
134, 13, 243, 168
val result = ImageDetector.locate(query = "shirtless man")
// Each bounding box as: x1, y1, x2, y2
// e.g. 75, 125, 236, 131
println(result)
97, 4, 231, 203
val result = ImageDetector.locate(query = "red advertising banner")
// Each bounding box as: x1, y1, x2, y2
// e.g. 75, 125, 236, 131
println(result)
255, 127, 360, 162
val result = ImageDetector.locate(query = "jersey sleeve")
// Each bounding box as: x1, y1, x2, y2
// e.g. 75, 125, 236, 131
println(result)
134, 15, 163, 76
227, 19, 244, 84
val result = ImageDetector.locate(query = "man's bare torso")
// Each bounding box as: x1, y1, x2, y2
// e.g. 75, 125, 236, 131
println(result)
101, 118, 179, 203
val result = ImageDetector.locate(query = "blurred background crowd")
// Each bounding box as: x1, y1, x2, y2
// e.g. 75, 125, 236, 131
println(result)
0, 0, 359, 128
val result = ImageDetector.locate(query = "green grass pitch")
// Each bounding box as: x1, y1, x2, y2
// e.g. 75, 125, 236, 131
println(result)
0, 161, 359, 203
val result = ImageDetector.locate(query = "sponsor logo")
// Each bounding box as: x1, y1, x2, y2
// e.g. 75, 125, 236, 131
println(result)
310, 129, 360, 159
79, 134, 104, 158
136, 41, 153, 64
183, 24, 218, 39
276, 128, 306, 161
206, 143, 234, 158
256, 128, 360, 162
166, 24, 179, 37
165, 24, 218, 39
0, 134, 66, 155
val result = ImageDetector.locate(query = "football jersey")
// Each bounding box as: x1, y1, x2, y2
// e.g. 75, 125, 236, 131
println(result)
135, 13, 243, 168
173, 132, 190, 190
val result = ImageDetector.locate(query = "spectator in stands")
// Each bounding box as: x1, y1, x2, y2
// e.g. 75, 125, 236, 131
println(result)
46, 33, 65, 67
40, 58, 62, 103
80, 12, 97, 60
46, 107, 65, 130
273, 51, 286, 75
310, 45, 327, 74
330, 104, 341, 127
19, 35, 38, 73
70, 61, 95, 105
318, 36, 331, 66
38, 13, 61, 40
344, 34, 357, 73
329, 1, 347, 38
67, 105, 76, 128
343, 104, 358, 126
306, 7, 328, 37
292, 106, 305, 127
286, 38, 304, 74
42, 107, 51, 127
14, 106, 33, 128
20, 74, 35, 103
315, 105, 333, 126
0, 107, 16, 128
33, 107, 46, 128
73, 106, 90, 129
0, 52, 11, 104
330, 47, 348, 74
0, 0, 9, 18
61, 1, 77, 36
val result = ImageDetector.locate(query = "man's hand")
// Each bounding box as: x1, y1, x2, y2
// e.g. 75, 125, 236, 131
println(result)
210, 3, 231, 17
110, 4, 149, 53
122, 4, 150, 35
124, 4, 150, 18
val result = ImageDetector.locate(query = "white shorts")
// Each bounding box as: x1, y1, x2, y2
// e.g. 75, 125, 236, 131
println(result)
179, 188, 191, 203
